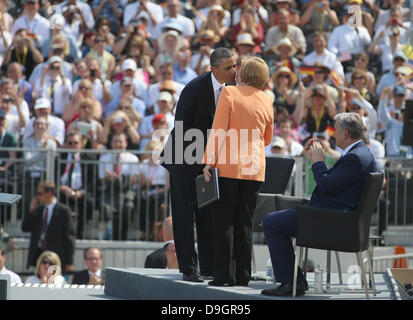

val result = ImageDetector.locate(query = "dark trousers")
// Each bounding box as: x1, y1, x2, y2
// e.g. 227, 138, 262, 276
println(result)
263, 208, 305, 285
211, 177, 262, 284
169, 169, 214, 275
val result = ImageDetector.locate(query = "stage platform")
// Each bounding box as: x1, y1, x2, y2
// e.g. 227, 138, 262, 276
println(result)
104, 268, 396, 300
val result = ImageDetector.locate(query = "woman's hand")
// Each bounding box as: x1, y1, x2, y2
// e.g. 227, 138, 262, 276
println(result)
203, 165, 212, 182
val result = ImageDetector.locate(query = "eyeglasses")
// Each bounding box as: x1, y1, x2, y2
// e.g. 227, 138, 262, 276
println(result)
80, 105, 91, 110
356, 57, 366, 62
50, 65, 60, 71
394, 58, 405, 62
2, 98, 12, 103
68, 140, 80, 146
279, 74, 290, 78
85, 257, 101, 261
351, 105, 361, 110
79, 86, 91, 90
118, 106, 130, 110
95, 39, 105, 43
390, 33, 400, 37
41, 260, 55, 266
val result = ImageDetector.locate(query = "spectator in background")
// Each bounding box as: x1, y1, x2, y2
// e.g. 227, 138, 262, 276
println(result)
0, 91, 26, 141
122, 0, 163, 38
376, 51, 407, 96
378, 85, 406, 156
33, 56, 72, 117
347, 68, 377, 107
63, 78, 103, 124
72, 247, 104, 285
59, 131, 97, 239
66, 98, 106, 150
57, 0, 95, 31
24, 250, 66, 285
231, 3, 264, 55
61, 3, 86, 48
91, 0, 124, 35
264, 9, 306, 57
266, 37, 300, 76
0, 0, 14, 33
195, 0, 231, 33
0, 247, 22, 284
23, 97, 65, 147
345, 52, 376, 94
7, 62, 34, 110
153, 30, 181, 79
41, 13, 80, 63
191, 29, 219, 75
22, 181, 75, 273
3, 28, 44, 78
173, 40, 197, 86
234, 33, 258, 57
86, 34, 115, 82
267, 0, 299, 28
0, 18, 12, 67
98, 132, 141, 240
103, 109, 141, 150
144, 216, 174, 269
1, 77, 30, 121
277, 117, 303, 156
94, 17, 116, 53
267, 135, 287, 155
271, 66, 298, 115
12, 0, 51, 48
105, 76, 146, 118
0, 109, 17, 175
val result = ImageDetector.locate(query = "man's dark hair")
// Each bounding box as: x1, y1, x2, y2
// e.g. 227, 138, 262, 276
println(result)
210, 47, 234, 67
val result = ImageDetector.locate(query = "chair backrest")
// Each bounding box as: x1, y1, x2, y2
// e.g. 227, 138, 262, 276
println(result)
260, 156, 295, 194
356, 172, 384, 251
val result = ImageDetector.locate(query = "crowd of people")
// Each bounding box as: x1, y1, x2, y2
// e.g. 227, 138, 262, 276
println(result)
0, 0, 413, 289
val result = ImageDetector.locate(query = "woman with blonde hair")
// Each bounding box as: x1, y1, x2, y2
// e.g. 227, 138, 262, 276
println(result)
67, 98, 106, 150
63, 78, 103, 123
24, 251, 66, 285
203, 56, 274, 286
153, 30, 181, 81
198, 5, 228, 46
49, 34, 71, 61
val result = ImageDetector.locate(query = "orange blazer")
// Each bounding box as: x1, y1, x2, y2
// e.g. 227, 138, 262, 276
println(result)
203, 85, 274, 182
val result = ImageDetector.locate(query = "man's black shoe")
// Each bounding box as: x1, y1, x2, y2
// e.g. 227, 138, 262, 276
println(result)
182, 272, 204, 283
261, 282, 306, 297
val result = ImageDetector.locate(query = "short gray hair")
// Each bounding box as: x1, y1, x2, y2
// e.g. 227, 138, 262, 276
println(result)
334, 112, 365, 140
210, 47, 234, 67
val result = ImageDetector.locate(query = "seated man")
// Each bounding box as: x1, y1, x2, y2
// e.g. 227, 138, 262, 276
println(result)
262, 112, 377, 297
72, 247, 104, 285
0, 247, 22, 284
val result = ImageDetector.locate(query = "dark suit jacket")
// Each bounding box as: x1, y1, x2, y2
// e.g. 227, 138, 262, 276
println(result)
161, 72, 216, 175
309, 141, 377, 210
21, 202, 75, 269
144, 246, 167, 269
72, 269, 105, 285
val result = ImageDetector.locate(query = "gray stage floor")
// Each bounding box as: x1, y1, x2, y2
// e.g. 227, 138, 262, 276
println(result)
7, 268, 396, 300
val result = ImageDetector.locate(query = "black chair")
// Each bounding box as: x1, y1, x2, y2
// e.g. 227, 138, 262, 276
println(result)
292, 172, 384, 298
251, 156, 295, 273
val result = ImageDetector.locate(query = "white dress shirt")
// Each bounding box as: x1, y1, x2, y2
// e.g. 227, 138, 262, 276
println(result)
34, 75, 73, 116
328, 24, 371, 55
98, 152, 140, 180
211, 72, 224, 106
0, 267, 22, 284
12, 13, 51, 47
57, 0, 95, 29
123, 1, 164, 37
23, 115, 65, 147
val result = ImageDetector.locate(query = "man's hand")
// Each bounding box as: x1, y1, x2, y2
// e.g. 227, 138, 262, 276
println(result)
88, 273, 103, 285
308, 140, 326, 163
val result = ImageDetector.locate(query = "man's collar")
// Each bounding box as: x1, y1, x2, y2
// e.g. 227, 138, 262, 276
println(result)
211, 72, 224, 92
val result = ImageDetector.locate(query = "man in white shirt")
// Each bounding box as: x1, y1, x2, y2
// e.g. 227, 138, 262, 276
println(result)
327, 13, 371, 56
302, 31, 344, 80
23, 98, 65, 147
33, 56, 72, 117
373, 0, 411, 33
152, 0, 195, 40
0, 78, 30, 121
57, 0, 95, 30
231, 0, 269, 26
12, 0, 50, 48
98, 133, 141, 240
0, 247, 22, 284
373, 7, 411, 46
123, 0, 163, 38
0, 93, 26, 140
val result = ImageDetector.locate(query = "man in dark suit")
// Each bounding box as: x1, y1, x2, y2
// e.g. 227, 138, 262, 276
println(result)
72, 247, 104, 285
22, 180, 75, 273
144, 216, 173, 269
261, 112, 377, 297
160, 48, 237, 282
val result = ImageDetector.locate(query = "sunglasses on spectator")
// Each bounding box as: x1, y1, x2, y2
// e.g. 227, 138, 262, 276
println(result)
95, 39, 105, 43
68, 140, 80, 146
81, 105, 91, 109
351, 105, 361, 110
394, 72, 404, 76
79, 86, 91, 90
41, 260, 55, 266
394, 58, 405, 62
118, 106, 130, 110
390, 32, 400, 36
2, 98, 12, 103
50, 65, 60, 71
27, 1, 35, 5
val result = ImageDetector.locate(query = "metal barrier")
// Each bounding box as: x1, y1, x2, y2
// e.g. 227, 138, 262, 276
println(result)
0, 147, 169, 242
1, 150, 413, 242
364, 253, 413, 273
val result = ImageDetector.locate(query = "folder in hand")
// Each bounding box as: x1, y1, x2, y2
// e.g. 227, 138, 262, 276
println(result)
196, 168, 220, 209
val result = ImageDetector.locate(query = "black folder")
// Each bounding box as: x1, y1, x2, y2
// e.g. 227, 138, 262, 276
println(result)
196, 168, 220, 209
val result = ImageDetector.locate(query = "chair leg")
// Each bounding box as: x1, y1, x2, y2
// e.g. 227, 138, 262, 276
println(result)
326, 250, 331, 289
366, 249, 377, 296
298, 247, 304, 269
335, 251, 343, 284
251, 246, 256, 274
303, 248, 308, 280
356, 252, 369, 299
293, 245, 300, 297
